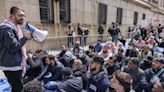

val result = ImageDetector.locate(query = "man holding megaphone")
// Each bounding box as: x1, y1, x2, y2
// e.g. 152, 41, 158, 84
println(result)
0, 6, 32, 92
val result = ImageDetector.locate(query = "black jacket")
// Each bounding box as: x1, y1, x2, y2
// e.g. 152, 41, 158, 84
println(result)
57, 76, 83, 92
0, 25, 27, 70
87, 70, 110, 92
108, 26, 117, 36
98, 26, 104, 34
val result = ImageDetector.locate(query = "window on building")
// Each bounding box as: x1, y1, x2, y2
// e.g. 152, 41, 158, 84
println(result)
133, 12, 138, 25
98, 3, 107, 24
39, 0, 54, 23
60, 0, 71, 23
142, 13, 146, 20
116, 7, 123, 24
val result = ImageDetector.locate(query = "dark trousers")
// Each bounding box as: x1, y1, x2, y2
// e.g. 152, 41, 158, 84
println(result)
67, 34, 73, 48
4, 70, 23, 92
84, 36, 87, 46
99, 34, 103, 42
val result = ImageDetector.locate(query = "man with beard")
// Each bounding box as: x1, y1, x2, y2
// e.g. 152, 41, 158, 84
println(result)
105, 57, 119, 78
44, 67, 83, 92
87, 56, 109, 92
141, 57, 164, 92
124, 57, 144, 92
36, 55, 64, 83
98, 46, 112, 61
0, 6, 32, 92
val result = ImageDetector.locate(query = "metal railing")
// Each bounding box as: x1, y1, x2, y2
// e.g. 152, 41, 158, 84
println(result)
26, 34, 110, 50
26, 31, 131, 55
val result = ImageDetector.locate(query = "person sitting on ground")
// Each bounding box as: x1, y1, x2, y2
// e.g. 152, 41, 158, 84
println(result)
94, 39, 102, 53
141, 57, 164, 92
77, 50, 90, 66
146, 35, 156, 49
118, 35, 126, 46
140, 55, 153, 70
72, 59, 88, 90
63, 51, 77, 67
24, 49, 48, 84
140, 46, 152, 60
87, 56, 110, 92
124, 57, 144, 92
44, 67, 83, 92
57, 44, 68, 60
126, 43, 138, 57
36, 55, 64, 83
86, 45, 96, 58
98, 46, 112, 61
134, 36, 146, 49
105, 57, 119, 78
57, 45, 69, 68
73, 41, 81, 56
114, 48, 125, 67
106, 37, 117, 55
110, 71, 133, 92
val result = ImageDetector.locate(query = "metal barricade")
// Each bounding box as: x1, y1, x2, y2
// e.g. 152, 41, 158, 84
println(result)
26, 34, 110, 53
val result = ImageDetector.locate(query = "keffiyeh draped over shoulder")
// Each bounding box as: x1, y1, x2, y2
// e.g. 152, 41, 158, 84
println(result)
0, 19, 27, 76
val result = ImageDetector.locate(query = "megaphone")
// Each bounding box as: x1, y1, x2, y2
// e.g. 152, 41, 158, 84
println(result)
24, 22, 48, 43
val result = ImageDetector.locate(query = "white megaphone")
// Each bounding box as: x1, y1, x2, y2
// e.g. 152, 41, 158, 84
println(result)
24, 22, 48, 43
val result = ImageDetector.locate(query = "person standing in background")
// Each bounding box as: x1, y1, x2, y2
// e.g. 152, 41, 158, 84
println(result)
66, 23, 74, 48
98, 24, 104, 42
115, 23, 121, 45
83, 24, 89, 46
108, 22, 117, 44
77, 23, 82, 45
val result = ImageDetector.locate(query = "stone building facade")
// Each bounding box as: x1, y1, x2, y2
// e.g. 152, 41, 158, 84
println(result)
0, 0, 164, 50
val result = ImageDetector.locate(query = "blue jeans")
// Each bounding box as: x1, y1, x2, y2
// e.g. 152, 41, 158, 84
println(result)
111, 35, 118, 45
